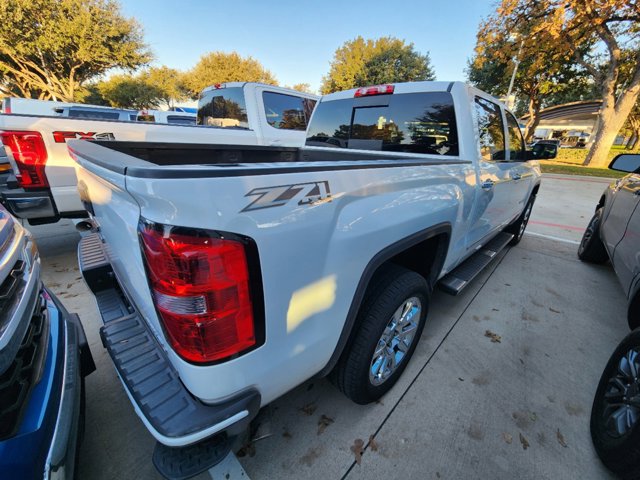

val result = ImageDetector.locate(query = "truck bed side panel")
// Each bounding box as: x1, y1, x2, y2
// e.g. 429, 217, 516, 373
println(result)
103, 161, 476, 405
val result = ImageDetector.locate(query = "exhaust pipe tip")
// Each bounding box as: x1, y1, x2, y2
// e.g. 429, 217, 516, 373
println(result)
75, 220, 94, 232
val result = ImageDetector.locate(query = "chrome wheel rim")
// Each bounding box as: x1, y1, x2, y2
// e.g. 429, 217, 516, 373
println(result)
602, 348, 640, 438
369, 297, 421, 386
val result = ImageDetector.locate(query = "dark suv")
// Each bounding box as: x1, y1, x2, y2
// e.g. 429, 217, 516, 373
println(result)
0, 203, 94, 479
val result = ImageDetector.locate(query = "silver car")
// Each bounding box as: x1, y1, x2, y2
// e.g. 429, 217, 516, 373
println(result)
579, 153, 640, 326
578, 153, 640, 479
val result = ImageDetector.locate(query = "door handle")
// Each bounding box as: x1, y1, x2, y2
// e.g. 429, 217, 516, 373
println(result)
481, 179, 495, 190
512, 173, 522, 181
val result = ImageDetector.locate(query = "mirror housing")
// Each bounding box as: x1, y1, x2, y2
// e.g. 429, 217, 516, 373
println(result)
609, 153, 640, 174
527, 142, 558, 160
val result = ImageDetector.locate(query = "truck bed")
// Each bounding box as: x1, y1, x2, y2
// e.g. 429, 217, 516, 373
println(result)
71, 140, 467, 179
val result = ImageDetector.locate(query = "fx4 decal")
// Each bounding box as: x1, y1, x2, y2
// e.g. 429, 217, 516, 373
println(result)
241, 181, 331, 212
53, 131, 115, 143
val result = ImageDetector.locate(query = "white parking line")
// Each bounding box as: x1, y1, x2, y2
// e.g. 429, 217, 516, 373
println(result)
524, 231, 581, 245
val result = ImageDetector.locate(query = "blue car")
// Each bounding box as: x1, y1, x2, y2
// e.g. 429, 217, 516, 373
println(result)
0, 203, 94, 479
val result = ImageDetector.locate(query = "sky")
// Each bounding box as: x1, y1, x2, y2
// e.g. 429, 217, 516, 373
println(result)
119, 0, 496, 94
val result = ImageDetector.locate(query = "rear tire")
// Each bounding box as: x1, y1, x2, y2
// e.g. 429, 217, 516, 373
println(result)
333, 265, 429, 405
591, 329, 640, 479
578, 208, 609, 263
505, 194, 535, 246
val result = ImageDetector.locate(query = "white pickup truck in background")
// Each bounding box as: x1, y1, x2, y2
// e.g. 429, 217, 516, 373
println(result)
71, 81, 557, 477
0, 83, 318, 224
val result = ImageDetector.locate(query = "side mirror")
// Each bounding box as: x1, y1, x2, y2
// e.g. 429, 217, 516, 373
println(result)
609, 153, 640, 173
529, 143, 558, 160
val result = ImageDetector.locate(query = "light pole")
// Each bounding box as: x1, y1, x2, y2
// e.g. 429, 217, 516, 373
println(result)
506, 38, 525, 109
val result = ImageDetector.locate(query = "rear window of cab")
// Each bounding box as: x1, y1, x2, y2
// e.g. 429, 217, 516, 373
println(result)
306, 92, 458, 156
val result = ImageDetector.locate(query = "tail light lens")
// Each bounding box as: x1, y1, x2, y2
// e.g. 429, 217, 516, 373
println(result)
0, 131, 48, 188
138, 220, 262, 363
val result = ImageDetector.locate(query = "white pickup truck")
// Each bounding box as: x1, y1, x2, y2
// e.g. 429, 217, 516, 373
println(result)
0, 83, 317, 224
70, 81, 557, 477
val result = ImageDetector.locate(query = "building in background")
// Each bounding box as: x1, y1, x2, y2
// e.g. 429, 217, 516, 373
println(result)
520, 100, 628, 148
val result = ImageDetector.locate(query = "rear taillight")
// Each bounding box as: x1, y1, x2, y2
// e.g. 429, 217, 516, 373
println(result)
0, 131, 48, 188
354, 84, 395, 98
138, 220, 261, 363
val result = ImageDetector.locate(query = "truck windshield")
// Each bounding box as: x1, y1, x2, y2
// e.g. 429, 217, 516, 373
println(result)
306, 92, 458, 156
197, 88, 249, 128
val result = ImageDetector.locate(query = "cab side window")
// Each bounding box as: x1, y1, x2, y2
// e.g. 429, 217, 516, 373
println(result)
475, 97, 506, 161
506, 111, 526, 161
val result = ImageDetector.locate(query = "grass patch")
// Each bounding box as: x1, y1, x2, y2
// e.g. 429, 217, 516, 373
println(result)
539, 161, 624, 178
554, 147, 640, 166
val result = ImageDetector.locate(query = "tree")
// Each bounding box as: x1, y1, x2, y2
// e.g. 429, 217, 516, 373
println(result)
97, 74, 164, 109
183, 52, 277, 98
0, 0, 151, 101
623, 101, 640, 150
140, 66, 189, 108
468, 3, 592, 142
499, 0, 640, 167
320, 37, 435, 94
285, 83, 315, 94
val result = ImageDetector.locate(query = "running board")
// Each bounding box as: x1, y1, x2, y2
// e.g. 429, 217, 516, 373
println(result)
438, 232, 514, 296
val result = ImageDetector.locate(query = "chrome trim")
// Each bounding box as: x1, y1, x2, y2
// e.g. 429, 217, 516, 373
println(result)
0, 225, 40, 351
3, 195, 55, 219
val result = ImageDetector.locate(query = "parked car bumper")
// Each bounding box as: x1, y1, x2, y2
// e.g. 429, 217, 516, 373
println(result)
1, 188, 57, 221
0, 288, 94, 480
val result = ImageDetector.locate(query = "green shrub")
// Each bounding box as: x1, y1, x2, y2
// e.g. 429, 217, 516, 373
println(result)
555, 147, 639, 166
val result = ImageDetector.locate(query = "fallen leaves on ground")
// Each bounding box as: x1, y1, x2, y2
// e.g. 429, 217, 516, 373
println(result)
351, 438, 365, 464
369, 435, 379, 452
502, 432, 513, 444
300, 403, 317, 416
317, 414, 334, 435
519, 433, 530, 450
557, 429, 568, 447
484, 330, 502, 343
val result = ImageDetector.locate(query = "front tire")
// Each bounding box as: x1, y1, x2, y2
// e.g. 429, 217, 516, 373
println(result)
578, 208, 608, 263
505, 194, 535, 246
333, 265, 429, 405
591, 329, 640, 479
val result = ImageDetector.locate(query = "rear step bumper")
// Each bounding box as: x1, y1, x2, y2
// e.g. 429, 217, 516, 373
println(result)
1, 187, 57, 221
78, 233, 261, 448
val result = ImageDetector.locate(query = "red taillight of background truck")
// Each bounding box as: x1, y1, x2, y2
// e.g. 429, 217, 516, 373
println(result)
0, 130, 49, 188
138, 220, 263, 364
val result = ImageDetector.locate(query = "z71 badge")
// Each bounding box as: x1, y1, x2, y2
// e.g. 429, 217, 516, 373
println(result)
241, 181, 331, 212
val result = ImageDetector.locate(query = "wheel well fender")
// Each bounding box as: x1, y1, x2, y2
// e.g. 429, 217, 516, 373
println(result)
315, 223, 450, 378
531, 182, 541, 197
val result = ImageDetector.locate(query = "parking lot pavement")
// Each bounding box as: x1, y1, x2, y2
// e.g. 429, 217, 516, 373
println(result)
526, 173, 613, 244
28, 174, 628, 480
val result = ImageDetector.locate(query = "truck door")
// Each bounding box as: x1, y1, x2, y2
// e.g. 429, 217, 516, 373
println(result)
608, 172, 640, 296
467, 96, 517, 247
504, 110, 535, 209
